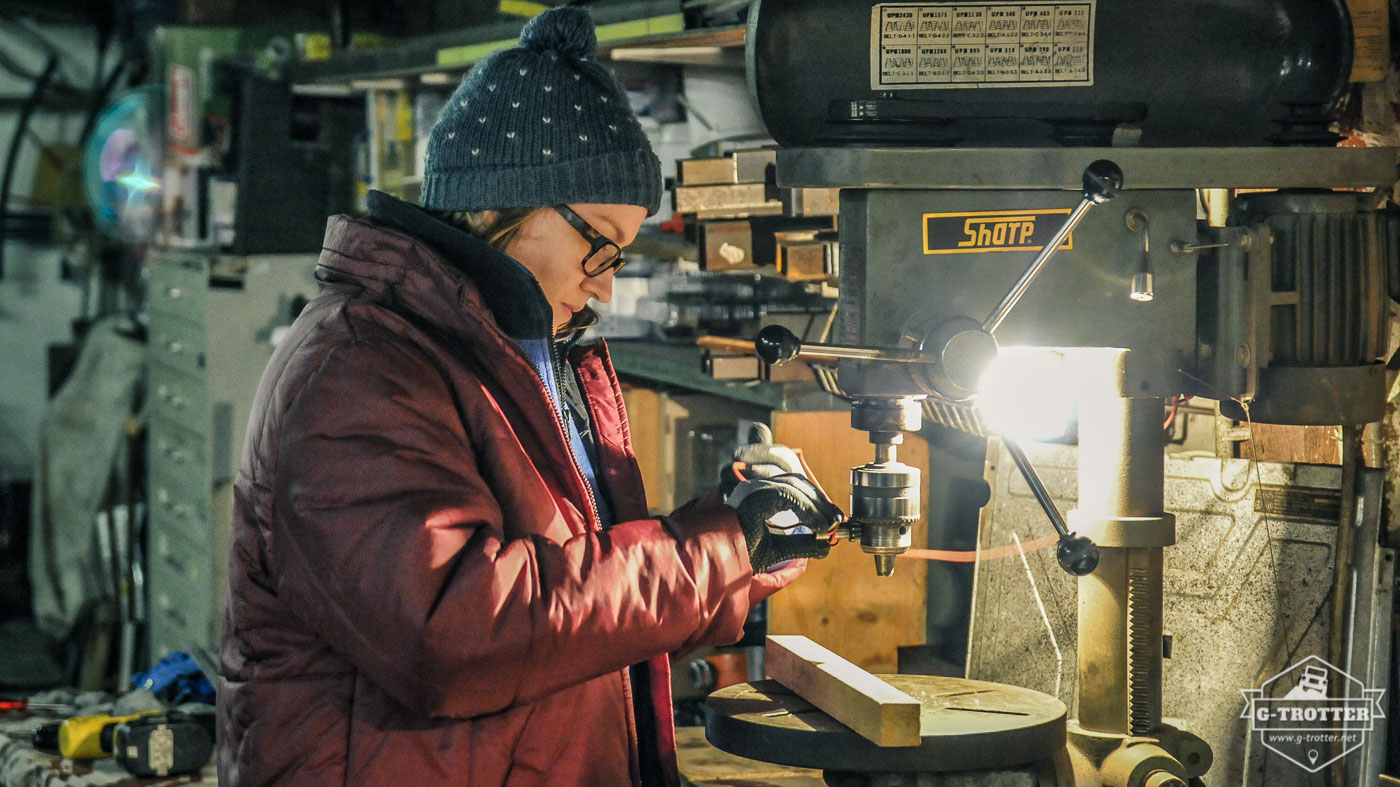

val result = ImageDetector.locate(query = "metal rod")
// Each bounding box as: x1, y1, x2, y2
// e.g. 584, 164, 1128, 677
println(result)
1169, 241, 1230, 254
1328, 424, 1361, 787
1002, 437, 1070, 538
982, 198, 1095, 334
752, 325, 930, 367
703, 333, 923, 364
795, 344, 923, 362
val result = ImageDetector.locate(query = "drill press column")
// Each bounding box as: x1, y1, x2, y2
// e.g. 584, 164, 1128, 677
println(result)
1074, 392, 1167, 735
1061, 353, 1205, 786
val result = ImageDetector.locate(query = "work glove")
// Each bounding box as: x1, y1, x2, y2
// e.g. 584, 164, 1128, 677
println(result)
726, 473, 842, 573
720, 422, 807, 496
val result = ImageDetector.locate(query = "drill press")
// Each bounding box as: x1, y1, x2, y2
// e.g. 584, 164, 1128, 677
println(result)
707, 0, 1400, 783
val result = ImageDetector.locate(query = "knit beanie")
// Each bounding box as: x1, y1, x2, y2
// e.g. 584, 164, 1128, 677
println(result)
421, 7, 663, 216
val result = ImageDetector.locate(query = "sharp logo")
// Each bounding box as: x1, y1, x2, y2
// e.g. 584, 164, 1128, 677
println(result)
923, 209, 1073, 255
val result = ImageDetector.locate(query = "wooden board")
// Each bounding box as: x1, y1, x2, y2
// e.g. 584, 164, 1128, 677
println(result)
620, 387, 666, 512
765, 635, 922, 747
1236, 422, 1341, 466
767, 410, 929, 672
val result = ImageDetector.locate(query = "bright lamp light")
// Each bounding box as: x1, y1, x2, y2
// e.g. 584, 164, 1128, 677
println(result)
975, 346, 1079, 442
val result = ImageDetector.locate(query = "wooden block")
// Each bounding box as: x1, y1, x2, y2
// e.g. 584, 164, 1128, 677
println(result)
675, 184, 781, 217
732, 148, 777, 183
1237, 423, 1341, 465
678, 157, 738, 186
782, 187, 840, 217
697, 220, 758, 271
761, 359, 815, 384
704, 352, 760, 380
765, 635, 922, 748
776, 240, 831, 282
1347, 0, 1388, 82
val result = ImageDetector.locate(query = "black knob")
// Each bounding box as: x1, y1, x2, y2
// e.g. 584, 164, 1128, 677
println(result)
755, 325, 802, 366
1082, 160, 1123, 204
1057, 534, 1100, 576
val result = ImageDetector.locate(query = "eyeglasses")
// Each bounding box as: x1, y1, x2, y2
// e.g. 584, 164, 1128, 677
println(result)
553, 205, 627, 277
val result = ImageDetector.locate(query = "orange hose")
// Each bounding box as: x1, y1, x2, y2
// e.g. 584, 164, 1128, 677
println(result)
899, 533, 1059, 562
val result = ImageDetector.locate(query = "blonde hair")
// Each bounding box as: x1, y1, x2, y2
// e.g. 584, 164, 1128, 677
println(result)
432, 207, 541, 251
430, 205, 600, 334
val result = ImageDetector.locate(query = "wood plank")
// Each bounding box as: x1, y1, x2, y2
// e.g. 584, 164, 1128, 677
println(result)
767, 410, 929, 672
1237, 422, 1340, 465
766, 635, 922, 747
621, 387, 666, 512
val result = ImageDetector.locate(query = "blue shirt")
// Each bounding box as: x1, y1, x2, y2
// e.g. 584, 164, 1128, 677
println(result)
516, 337, 614, 528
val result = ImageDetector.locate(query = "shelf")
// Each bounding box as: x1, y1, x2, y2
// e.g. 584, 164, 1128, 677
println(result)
607, 340, 786, 410
608, 25, 745, 68
292, 3, 746, 88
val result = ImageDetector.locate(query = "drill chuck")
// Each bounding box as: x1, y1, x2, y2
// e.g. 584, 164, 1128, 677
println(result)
850, 460, 920, 576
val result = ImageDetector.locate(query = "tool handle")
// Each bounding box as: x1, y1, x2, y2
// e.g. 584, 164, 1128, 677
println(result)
696, 335, 757, 355
1001, 437, 1100, 576
981, 159, 1123, 334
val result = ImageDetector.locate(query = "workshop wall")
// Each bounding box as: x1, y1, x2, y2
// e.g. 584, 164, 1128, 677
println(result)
0, 21, 105, 483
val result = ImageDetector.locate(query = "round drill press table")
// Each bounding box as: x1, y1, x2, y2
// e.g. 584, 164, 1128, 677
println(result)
704, 675, 1068, 776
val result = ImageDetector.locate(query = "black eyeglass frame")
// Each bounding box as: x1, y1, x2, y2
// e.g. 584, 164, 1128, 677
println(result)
553, 204, 627, 277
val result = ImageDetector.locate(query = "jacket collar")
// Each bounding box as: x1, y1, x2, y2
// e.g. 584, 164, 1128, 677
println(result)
366, 190, 554, 340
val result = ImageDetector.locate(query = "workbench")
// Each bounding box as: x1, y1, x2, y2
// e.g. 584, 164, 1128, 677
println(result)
0, 714, 216, 786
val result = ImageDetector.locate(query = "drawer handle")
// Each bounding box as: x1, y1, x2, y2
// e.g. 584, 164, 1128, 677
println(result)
166, 341, 185, 354
167, 286, 183, 299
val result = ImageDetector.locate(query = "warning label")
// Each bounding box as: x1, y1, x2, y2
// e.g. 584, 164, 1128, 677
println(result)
872, 2, 1095, 89
1255, 485, 1342, 523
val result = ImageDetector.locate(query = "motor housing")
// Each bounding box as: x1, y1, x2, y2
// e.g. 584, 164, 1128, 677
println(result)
748, 0, 1352, 147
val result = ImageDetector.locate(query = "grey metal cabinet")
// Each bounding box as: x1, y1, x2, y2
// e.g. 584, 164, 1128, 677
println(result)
145, 251, 319, 661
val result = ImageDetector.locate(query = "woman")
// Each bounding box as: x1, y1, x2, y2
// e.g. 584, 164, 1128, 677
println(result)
216, 8, 838, 785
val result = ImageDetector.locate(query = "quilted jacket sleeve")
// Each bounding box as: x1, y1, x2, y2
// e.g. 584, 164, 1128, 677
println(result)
271, 338, 754, 719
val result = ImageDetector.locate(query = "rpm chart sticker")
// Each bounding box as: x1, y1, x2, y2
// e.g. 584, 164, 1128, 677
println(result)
872, 2, 1094, 89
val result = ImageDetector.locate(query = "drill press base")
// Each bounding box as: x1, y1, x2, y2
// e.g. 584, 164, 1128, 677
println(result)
704, 675, 1072, 784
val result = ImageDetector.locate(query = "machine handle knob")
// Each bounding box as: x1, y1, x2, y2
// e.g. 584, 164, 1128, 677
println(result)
1003, 437, 1100, 576
755, 325, 802, 366
1057, 534, 1101, 576
1082, 158, 1124, 204
982, 159, 1123, 334
752, 325, 929, 367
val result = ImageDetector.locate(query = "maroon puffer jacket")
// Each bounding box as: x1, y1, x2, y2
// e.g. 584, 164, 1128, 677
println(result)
217, 213, 757, 785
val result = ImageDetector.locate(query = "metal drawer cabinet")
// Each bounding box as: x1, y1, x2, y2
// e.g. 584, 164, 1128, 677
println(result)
145, 251, 318, 661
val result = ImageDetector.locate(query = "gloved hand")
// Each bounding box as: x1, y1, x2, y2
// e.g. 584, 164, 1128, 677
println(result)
726, 473, 843, 572
720, 422, 807, 496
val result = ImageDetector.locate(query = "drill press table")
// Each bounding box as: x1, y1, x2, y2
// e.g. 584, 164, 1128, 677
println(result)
705, 675, 1068, 779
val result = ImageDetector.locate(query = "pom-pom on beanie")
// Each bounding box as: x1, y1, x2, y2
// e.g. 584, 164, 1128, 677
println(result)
421, 7, 663, 216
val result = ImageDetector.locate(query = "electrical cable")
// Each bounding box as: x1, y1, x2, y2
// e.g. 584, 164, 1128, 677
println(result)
0, 14, 84, 90
900, 533, 1058, 562
1163, 393, 1193, 429
0, 51, 58, 278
